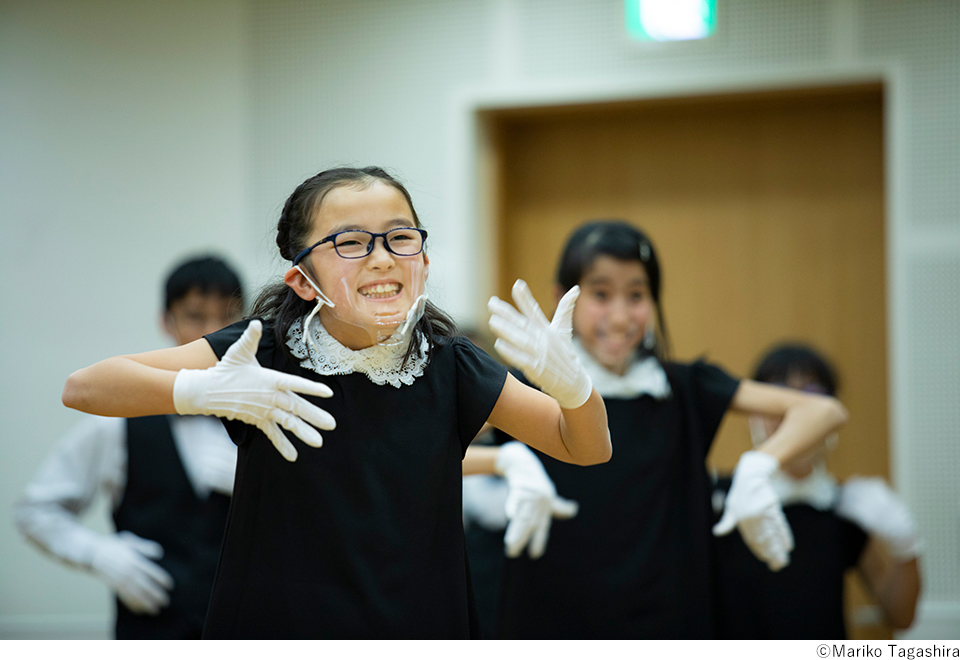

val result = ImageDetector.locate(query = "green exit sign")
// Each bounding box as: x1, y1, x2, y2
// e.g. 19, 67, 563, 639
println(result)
625, 0, 717, 42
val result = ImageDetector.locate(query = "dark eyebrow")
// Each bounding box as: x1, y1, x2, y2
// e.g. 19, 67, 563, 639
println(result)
328, 218, 414, 235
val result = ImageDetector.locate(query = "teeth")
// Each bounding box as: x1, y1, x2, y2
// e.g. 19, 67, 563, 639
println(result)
360, 283, 401, 298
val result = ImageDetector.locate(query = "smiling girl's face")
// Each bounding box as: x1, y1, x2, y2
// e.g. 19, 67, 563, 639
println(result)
298, 181, 427, 349
571, 255, 654, 375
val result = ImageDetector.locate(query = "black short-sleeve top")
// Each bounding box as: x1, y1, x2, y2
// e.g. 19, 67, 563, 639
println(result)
496, 360, 740, 639
201, 319, 507, 639
712, 477, 869, 639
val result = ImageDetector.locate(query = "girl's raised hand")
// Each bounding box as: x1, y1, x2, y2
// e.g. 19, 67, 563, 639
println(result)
173, 320, 337, 462
488, 280, 592, 410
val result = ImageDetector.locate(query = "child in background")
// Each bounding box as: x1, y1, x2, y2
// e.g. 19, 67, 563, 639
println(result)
61, 167, 611, 639
15, 255, 243, 639
713, 343, 921, 638
494, 220, 848, 639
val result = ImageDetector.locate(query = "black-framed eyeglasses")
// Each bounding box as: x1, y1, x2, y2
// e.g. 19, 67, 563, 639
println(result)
293, 227, 428, 264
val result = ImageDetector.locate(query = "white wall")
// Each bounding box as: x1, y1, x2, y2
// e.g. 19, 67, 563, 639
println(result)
2, 0, 958, 639
0, 0, 248, 638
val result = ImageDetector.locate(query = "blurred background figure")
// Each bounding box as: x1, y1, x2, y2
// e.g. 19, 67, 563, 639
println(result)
493, 221, 847, 639
13, 255, 244, 639
712, 343, 922, 639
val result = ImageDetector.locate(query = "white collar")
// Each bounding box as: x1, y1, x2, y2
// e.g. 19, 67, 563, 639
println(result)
769, 465, 838, 510
572, 339, 671, 400
286, 316, 429, 388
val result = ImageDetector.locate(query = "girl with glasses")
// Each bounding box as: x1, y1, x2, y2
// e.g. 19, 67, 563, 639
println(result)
61, 166, 611, 639
492, 221, 849, 639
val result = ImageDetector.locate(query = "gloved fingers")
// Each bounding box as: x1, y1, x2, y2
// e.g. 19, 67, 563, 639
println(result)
740, 516, 792, 571
122, 577, 170, 614
763, 548, 789, 572
781, 515, 796, 552
492, 338, 536, 374
259, 420, 299, 462
511, 280, 551, 328
503, 507, 537, 558
271, 372, 334, 399
527, 515, 551, 559
487, 296, 531, 332
550, 285, 580, 338
551, 496, 580, 519
270, 408, 325, 449
117, 531, 165, 560
221, 320, 263, 366
132, 557, 175, 591
712, 509, 738, 536
117, 588, 162, 615
282, 392, 337, 431
488, 311, 538, 355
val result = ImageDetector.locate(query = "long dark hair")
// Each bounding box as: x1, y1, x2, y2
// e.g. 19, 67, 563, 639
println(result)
251, 166, 457, 365
555, 220, 671, 362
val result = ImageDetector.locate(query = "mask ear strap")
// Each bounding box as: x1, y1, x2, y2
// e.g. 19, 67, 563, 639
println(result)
294, 265, 335, 309
295, 265, 335, 357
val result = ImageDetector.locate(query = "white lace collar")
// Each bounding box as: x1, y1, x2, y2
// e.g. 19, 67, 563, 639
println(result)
770, 465, 838, 511
572, 339, 671, 400
286, 316, 429, 388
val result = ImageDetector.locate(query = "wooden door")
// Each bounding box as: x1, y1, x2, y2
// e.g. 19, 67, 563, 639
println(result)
483, 84, 889, 637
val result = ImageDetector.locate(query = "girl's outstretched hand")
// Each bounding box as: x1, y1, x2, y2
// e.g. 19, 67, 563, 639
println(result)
488, 280, 592, 410
173, 320, 336, 462
836, 476, 921, 560
496, 442, 579, 559
713, 451, 794, 571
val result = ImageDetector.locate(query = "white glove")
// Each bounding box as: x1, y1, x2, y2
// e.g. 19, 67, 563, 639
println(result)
195, 439, 237, 496
836, 476, 921, 560
495, 441, 579, 559
488, 280, 592, 409
713, 451, 794, 571
173, 320, 337, 462
90, 531, 174, 616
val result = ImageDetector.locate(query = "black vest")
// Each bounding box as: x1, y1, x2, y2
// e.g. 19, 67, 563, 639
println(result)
112, 416, 231, 639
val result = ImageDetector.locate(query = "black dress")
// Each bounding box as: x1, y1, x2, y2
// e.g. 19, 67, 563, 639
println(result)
496, 360, 739, 639
712, 477, 868, 639
201, 319, 507, 639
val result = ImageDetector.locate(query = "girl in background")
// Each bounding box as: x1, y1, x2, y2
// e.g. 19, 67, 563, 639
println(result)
62, 167, 611, 639
495, 220, 848, 639
713, 343, 921, 638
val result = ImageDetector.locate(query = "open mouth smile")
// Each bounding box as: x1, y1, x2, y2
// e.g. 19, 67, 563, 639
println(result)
359, 282, 403, 300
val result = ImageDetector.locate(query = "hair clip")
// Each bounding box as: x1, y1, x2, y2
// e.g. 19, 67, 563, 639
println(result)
639, 242, 651, 261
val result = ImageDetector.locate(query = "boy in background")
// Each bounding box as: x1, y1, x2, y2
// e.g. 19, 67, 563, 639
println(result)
14, 255, 244, 639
